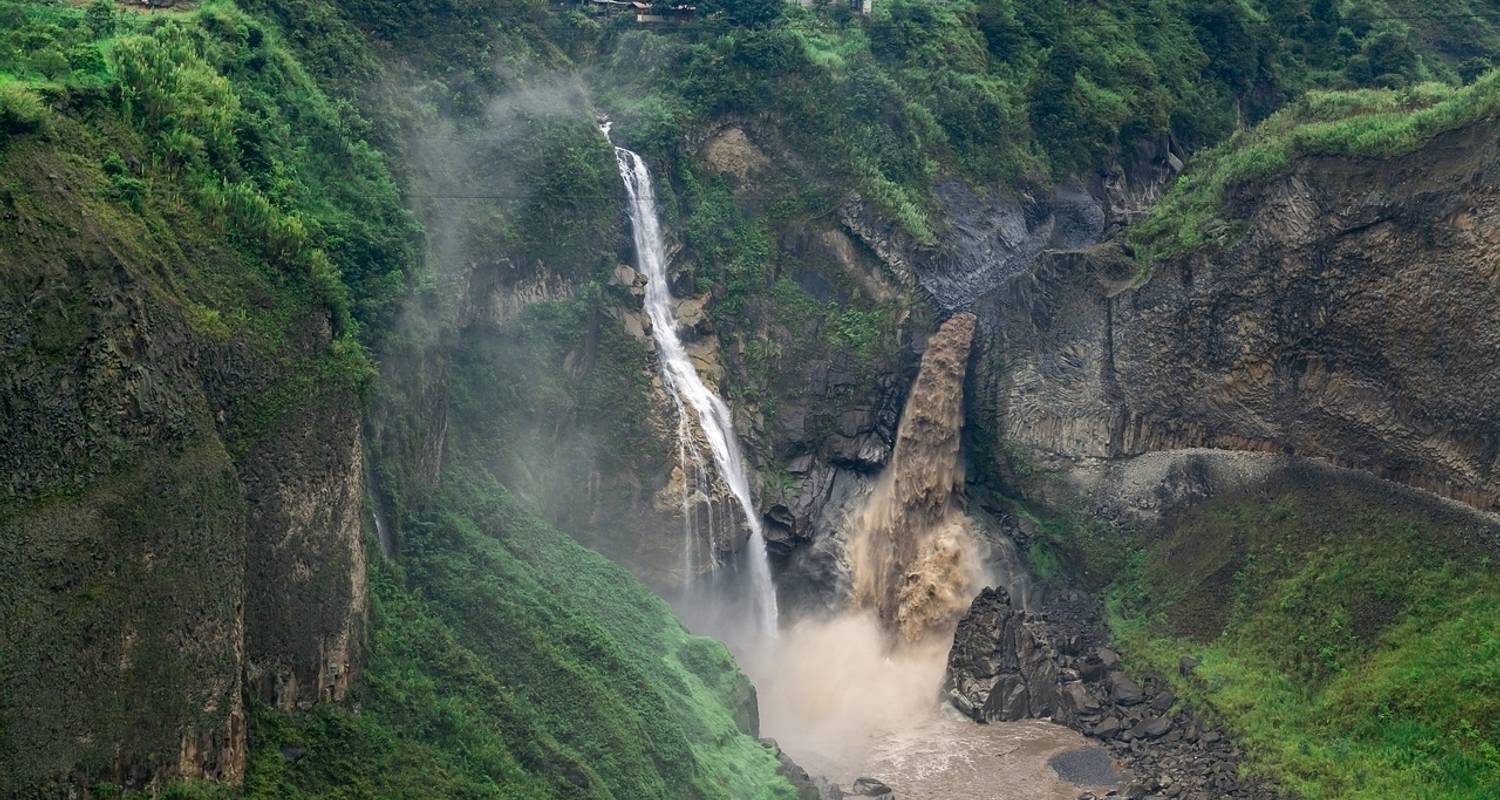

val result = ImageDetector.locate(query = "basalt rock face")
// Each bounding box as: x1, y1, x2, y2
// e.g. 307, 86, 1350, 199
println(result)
838, 136, 1182, 314
943, 587, 1059, 722
982, 121, 1500, 513
241, 389, 369, 710
0, 175, 367, 791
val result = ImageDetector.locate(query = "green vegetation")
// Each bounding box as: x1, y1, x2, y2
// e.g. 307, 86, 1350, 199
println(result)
0, 0, 420, 347
89, 476, 793, 799
598, 0, 1500, 242
9, 0, 1500, 794
1, 0, 794, 794
1131, 71, 1500, 265
244, 479, 792, 799
447, 291, 675, 562
1041, 481, 1500, 800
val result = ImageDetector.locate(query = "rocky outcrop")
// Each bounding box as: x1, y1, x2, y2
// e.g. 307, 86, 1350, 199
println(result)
241, 388, 369, 710
918, 179, 1107, 311
1054, 645, 1283, 800
470, 262, 576, 326
837, 138, 1181, 313
943, 587, 1059, 722
982, 120, 1500, 513
704, 126, 772, 186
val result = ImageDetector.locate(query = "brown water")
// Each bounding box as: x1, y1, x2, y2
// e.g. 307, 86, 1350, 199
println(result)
752, 313, 1111, 796
751, 613, 1110, 799
848, 313, 984, 643
854, 717, 1108, 800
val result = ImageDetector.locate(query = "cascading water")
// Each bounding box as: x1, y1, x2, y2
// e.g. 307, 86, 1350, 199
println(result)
848, 312, 985, 643
756, 313, 1099, 797
605, 125, 779, 638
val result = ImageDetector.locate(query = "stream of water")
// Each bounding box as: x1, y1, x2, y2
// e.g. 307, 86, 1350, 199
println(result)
607, 126, 1113, 798
607, 125, 779, 639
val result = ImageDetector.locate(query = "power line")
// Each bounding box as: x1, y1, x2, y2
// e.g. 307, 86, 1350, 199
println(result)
1331, 11, 1500, 23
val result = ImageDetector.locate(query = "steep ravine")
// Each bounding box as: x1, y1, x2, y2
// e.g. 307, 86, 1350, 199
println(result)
8, 0, 1500, 795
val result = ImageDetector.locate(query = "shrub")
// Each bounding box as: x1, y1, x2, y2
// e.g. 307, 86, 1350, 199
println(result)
0, 77, 47, 135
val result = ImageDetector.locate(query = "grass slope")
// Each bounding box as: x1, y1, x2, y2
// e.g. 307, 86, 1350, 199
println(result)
1035, 479, 1500, 799
1130, 70, 1500, 266
244, 470, 793, 800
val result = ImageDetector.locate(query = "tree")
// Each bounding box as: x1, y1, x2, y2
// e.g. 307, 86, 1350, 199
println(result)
1027, 40, 1088, 167
1188, 0, 1267, 92
708, 0, 782, 29
1362, 28, 1418, 86
85, 0, 116, 39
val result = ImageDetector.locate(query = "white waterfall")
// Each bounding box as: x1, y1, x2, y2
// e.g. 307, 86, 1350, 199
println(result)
606, 128, 779, 639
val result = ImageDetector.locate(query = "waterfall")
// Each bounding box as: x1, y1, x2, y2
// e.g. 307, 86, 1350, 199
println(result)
606, 127, 779, 638
848, 313, 983, 643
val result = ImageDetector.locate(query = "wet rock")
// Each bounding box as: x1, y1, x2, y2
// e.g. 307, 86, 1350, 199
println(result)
1079, 648, 1120, 681
1091, 717, 1123, 739
970, 602, 1288, 800
1049, 746, 1122, 787
1062, 681, 1101, 714
609, 264, 645, 296
761, 738, 823, 800
943, 587, 1060, 722
673, 294, 709, 329
850, 776, 894, 796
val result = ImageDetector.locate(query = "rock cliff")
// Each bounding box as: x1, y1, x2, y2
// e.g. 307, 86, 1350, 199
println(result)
0, 146, 368, 792
979, 121, 1500, 514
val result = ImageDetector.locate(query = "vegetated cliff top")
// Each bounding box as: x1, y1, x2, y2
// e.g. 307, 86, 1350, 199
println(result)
592, 0, 1500, 244
1130, 69, 1500, 268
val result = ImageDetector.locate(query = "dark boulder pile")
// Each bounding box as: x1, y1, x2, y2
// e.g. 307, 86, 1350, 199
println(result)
944, 586, 1283, 800
1056, 647, 1281, 800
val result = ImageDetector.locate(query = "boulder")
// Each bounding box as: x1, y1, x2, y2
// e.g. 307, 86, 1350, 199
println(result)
1092, 717, 1123, 739
1131, 716, 1173, 739
850, 777, 894, 796
1079, 648, 1121, 681
943, 587, 1060, 722
1106, 672, 1145, 706
1062, 681, 1101, 714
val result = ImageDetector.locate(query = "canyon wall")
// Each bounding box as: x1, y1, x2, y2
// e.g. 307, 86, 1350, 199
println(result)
978, 121, 1500, 514
0, 146, 368, 792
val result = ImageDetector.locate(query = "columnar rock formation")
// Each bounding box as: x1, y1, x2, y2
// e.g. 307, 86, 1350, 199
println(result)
978, 121, 1500, 514
848, 313, 983, 643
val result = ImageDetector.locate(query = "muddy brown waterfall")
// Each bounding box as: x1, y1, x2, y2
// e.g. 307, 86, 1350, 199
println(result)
849, 312, 983, 643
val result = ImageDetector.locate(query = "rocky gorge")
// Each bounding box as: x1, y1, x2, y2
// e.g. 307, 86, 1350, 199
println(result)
4, 0, 1500, 797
